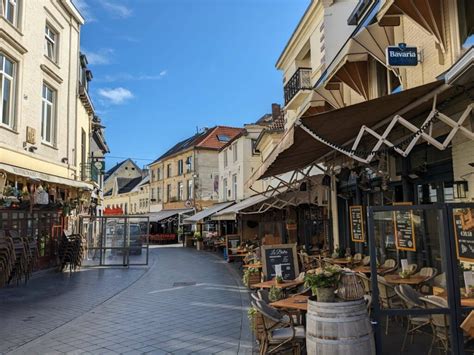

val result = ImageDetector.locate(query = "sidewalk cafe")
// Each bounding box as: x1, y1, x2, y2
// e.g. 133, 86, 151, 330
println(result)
243, 60, 474, 353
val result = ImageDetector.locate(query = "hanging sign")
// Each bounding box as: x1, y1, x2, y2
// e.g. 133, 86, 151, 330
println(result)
349, 205, 365, 242
393, 209, 416, 251
454, 213, 474, 262
261, 243, 299, 281
386, 43, 418, 66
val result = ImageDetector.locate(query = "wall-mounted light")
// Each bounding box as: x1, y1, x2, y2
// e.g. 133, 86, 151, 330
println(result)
454, 181, 469, 199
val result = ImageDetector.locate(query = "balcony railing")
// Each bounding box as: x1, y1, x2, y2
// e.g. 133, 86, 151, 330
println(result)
284, 68, 312, 105
81, 162, 100, 183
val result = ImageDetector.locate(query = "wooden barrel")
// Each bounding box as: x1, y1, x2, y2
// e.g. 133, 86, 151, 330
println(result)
306, 298, 375, 354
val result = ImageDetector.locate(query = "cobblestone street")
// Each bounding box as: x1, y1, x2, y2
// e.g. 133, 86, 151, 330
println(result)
0, 246, 254, 354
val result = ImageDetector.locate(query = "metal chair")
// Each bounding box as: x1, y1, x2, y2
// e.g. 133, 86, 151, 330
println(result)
377, 275, 403, 335
252, 300, 305, 355
258, 289, 271, 304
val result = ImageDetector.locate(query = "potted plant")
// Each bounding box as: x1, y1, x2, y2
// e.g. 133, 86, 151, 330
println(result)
243, 268, 261, 288
286, 218, 297, 231
268, 285, 283, 302
304, 264, 342, 302
275, 275, 284, 285
399, 270, 412, 279
194, 232, 203, 251
248, 307, 265, 341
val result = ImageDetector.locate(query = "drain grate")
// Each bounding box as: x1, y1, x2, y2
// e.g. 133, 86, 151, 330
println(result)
173, 282, 196, 287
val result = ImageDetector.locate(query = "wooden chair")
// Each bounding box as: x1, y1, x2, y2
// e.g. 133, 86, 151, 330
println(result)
252, 300, 305, 355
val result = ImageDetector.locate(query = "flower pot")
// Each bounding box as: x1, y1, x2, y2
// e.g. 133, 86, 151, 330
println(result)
316, 287, 335, 302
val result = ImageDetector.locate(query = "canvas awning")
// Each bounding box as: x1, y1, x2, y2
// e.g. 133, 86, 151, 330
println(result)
0, 163, 93, 190
148, 208, 194, 223
182, 202, 234, 224
323, 23, 397, 100
252, 80, 447, 180
377, 0, 445, 51
212, 194, 271, 221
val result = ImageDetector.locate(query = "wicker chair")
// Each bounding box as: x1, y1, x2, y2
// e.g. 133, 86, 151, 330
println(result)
357, 272, 371, 295
252, 300, 305, 355
395, 285, 431, 350
420, 296, 450, 354
353, 253, 363, 264
377, 275, 403, 334
380, 258, 398, 275
416, 267, 438, 293
362, 256, 371, 266
406, 264, 418, 275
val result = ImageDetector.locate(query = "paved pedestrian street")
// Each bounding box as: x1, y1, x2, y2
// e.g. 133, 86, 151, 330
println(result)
0, 247, 254, 354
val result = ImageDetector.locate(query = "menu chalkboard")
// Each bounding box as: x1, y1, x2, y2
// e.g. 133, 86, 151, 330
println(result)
454, 213, 474, 262
261, 243, 299, 281
349, 205, 365, 243
393, 210, 416, 251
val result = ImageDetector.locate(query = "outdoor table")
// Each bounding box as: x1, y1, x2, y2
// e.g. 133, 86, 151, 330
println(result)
433, 288, 474, 307
243, 263, 262, 269
384, 274, 429, 285
352, 265, 391, 274
251, 279, 304, 290
330, 258, 353, 265
270, 295, 309, 311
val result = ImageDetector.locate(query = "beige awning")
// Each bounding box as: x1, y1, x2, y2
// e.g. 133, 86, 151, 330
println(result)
324, 23, 397, 100
212, 194, 270, 220
377, 0, 445, 51
182, 202, 234, 224
252, 80, 445, 180
0, 163, 93, 190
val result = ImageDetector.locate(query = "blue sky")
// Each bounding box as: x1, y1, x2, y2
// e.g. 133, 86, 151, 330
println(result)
73, 0, 310, 169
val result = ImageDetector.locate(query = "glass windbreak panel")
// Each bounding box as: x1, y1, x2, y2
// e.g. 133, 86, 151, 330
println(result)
451, 207, 474, 352
371, 207, 451, 354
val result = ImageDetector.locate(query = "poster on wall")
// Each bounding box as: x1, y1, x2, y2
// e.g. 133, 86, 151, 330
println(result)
349, 205, 365, 243
454, 212, 474, 262
393, 209, 416, 251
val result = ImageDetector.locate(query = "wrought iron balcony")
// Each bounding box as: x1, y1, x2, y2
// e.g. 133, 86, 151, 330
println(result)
284, 68, 312, 105
80, 162, 100, 183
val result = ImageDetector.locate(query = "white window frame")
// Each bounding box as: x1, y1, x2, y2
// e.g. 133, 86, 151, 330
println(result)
232, 143, 238, 162
232, 174, 237, 200
187, 179, 193, 200
0, 53, 15, 129
41, 83, 56, 145
45, 24, 58, 62
2, 0, 19, 26
177, 159, 183, 175
223, 178, 228, 201
178, 181, 184, 201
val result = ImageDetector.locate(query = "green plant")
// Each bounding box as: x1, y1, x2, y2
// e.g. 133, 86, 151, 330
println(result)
399, 270, 411, 279
304, 265, 342, 292
242, 268, 260, 286
194, 232, 203, 241
269, 286, 283, 302
275, 275, 283, 283
247, 307, 258, 331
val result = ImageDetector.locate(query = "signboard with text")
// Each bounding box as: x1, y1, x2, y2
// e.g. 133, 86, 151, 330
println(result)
350, 205, 365, 243
261, 243, 299, 281
454, 213, 474, 262
393, 209, 416, 251
386, 43, 418, 67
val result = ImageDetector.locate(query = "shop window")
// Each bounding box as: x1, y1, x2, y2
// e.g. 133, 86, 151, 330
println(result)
458, 0, 474, 47
0, 53, 15, 129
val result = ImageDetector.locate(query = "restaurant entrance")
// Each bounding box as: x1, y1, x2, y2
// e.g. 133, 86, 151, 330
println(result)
368, 203, 474, 354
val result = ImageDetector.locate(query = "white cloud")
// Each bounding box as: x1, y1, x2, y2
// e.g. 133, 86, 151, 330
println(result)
83, 48, 114, 65
96, 71, 168, 83
98, 87, 134, 104
72, 0, 95, 22
102, 1, 132, 18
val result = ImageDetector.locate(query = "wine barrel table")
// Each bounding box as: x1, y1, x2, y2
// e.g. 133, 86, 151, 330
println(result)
306, 298, 375, 354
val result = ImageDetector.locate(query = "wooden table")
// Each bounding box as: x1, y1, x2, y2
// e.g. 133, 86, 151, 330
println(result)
384, 274, 429, 285
352, 265, 391, 274
271, 295, 309, 311
434, 288, 474, 307
243, 263, 262, 269
251, 279, 304, 290
330, 258, 353, 265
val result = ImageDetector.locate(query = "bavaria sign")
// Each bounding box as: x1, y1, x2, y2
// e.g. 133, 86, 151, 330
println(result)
386, 43, 418, 67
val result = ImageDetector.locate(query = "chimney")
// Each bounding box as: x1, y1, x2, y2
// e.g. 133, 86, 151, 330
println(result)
271, 103, 281, 121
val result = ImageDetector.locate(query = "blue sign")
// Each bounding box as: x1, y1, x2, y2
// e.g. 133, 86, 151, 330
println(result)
386, 43, 418, 66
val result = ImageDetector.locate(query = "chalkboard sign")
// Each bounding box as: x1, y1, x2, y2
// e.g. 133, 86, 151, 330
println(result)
393, 210, 416, 251
349, 205, 365, 243
454, 213, 474, 262
261, 243, 299, 281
